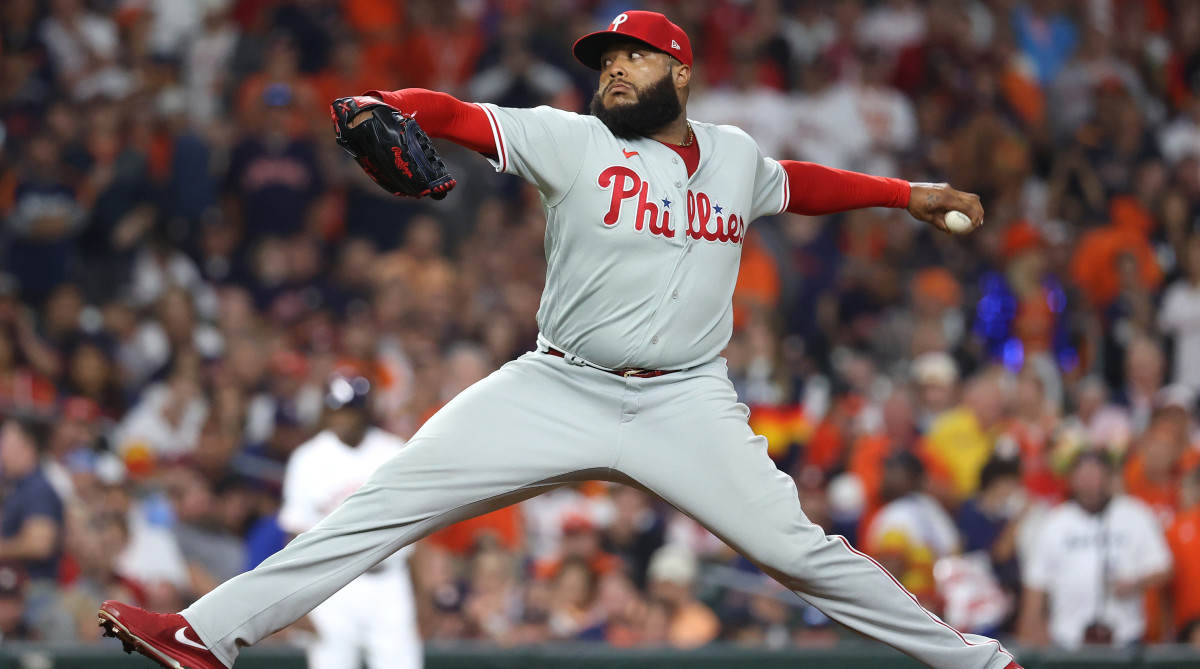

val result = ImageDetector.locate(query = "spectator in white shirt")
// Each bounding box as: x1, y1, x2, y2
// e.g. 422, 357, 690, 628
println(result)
115, 353, 210, 462
1159, 235, 1200, 393
856, 0, 927, 55
688, 46, 793, 159
789, 48, 916, 177
39, 0, 131, 101
1018, 451, 1172, 649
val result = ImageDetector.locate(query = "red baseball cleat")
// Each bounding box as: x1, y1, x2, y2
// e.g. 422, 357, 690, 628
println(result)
98, 600, 227, 669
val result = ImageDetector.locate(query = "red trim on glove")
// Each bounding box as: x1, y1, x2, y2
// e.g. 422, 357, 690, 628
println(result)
780, 160, 910, 216
363, 89, 497, 157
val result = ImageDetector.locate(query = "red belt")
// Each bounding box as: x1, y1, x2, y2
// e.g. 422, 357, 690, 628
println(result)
543, 347, 678, 378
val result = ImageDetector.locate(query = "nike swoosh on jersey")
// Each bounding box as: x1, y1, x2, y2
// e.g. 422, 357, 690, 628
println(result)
175, 627, 207, 650
622, 149, 639, 158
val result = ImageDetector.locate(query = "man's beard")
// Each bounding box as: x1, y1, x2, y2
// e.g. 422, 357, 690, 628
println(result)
589, 72, 682, 140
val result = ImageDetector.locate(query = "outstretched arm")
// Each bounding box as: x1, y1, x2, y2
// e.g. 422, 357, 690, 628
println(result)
780, 161, 983, 234
355, 88, 497, 157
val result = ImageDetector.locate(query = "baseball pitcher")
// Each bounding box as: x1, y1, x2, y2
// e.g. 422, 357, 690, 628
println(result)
99, 11, 1018, 669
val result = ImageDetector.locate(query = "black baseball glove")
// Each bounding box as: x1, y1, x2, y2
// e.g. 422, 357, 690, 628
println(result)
330, 96, 456, 200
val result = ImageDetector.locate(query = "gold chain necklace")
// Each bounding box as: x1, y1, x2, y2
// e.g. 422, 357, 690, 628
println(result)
675, 122, 694, 147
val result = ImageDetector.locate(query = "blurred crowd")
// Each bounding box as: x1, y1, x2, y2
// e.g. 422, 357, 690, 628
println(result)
3, 0, 1200, 655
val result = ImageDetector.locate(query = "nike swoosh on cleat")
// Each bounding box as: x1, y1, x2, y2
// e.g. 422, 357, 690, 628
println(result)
622, 149, 638, 158
175, 627, 207, 650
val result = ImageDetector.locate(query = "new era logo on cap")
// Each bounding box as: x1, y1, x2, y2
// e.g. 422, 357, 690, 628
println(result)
573, 10, 694, 70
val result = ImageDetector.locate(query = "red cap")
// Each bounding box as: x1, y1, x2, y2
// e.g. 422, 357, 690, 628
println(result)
1002, 220, 1045, 259
63, 396, 101, 422
561, 513, 595, 534
573, 11, 692, 71
270, 349, 309, 379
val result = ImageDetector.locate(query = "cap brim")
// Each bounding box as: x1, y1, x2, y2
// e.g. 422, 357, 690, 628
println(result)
572, 31, 662, 70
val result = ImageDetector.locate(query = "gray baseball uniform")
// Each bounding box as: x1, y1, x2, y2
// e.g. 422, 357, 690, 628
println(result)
180, 106, 1015, 669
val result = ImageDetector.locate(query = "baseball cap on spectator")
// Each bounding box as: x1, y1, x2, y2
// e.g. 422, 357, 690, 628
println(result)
95, 452, 128, 487
62, 396, 101, 423
911, 352, 958, 387
647, 544, 698, 585
573, 11, 693, 70
1156, 384, 1196, 413
270, 350, 308, 379
0, 563, 28, 599
912, 268, 962, 309
1001, 220, 1044, 259
1095, 73, 1128, 97
64, 448, 126, 486
325, 374, 371, 411
561, 513, 594, 534
263, 83, 294, 107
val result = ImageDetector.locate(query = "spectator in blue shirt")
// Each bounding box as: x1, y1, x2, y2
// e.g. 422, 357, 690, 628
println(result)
957, 455, 1026, 596
0, 415, 64, 636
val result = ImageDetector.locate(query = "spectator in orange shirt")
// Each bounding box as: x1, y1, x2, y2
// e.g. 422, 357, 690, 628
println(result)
235, 33, 320, 136
309, 37, 391, 130
1005, 369, 1064, 500
340, 0, 403, 78
1166, 465, 1200, 643
733, 228, 781, 328
1125, 410, 1200, 527
1070, 223, 1162, 313
393, 2, 484, 96
847, 388, 951, 530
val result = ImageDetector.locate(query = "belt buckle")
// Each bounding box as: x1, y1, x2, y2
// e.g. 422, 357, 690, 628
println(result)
621, 368, 649, 377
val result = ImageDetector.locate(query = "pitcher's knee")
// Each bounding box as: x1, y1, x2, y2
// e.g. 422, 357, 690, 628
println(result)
739, 524, 827, 588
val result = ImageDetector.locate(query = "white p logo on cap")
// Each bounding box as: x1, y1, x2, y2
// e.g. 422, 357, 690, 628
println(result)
609, 13, 628, 31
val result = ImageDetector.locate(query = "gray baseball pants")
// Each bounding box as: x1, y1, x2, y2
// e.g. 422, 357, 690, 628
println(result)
182, 351, 1016, 669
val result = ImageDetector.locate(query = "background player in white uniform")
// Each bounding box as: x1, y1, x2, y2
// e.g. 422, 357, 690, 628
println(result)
278, 378, 420, 669
99, 11, 1019, 669
279, 373, 421, 669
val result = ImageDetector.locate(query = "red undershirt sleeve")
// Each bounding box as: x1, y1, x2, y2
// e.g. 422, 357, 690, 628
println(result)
779, 160, 911, 216
363, 88, 497, 157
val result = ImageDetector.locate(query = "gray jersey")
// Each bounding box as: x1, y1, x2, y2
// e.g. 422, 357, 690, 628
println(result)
478, 104, 789, 371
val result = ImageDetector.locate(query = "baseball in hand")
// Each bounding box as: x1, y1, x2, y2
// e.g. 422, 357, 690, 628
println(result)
944, 210, 973, 234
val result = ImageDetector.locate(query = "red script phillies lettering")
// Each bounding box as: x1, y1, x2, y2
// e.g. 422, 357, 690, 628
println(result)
597, 166, 743, 244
